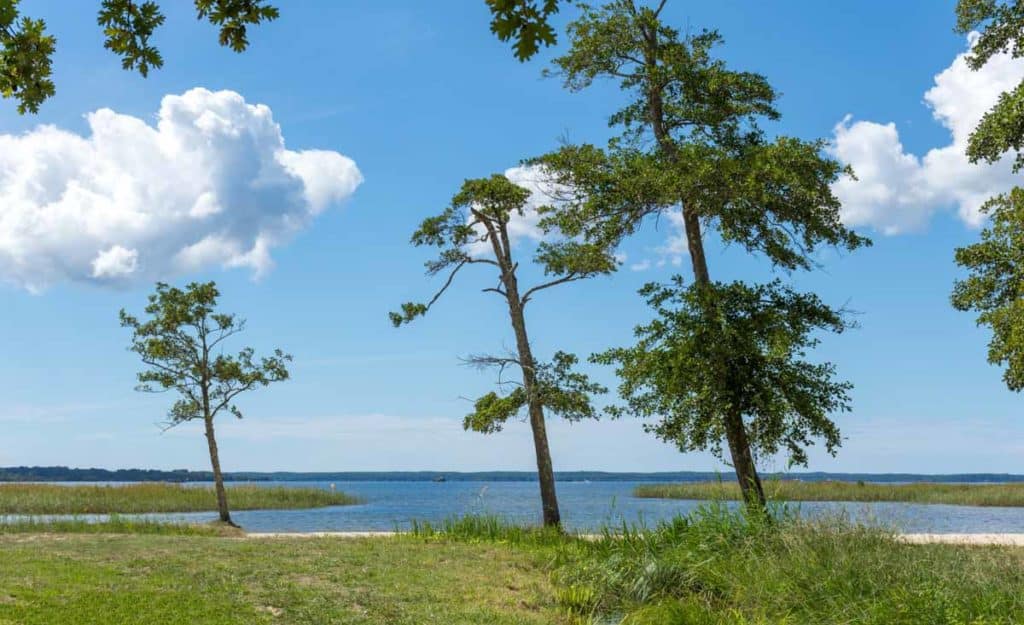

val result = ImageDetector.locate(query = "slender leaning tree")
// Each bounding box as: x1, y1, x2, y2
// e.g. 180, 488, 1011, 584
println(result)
392, 174, 612, 527
535, 0, 868, 506
121, 282, 290, 526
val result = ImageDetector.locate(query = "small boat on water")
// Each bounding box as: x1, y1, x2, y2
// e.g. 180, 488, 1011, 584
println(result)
432, 475, 446, 483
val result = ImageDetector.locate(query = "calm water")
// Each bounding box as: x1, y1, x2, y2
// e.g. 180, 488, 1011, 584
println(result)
52, 480, 1024, 533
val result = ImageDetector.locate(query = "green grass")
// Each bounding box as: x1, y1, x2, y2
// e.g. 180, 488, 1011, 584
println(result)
4, 510, 1024, 624
0, 532, 560, 625
0, 482, 359, 514
634, 479, 1024, 507
549, 506, 1024, 624
0, 515, 241, 536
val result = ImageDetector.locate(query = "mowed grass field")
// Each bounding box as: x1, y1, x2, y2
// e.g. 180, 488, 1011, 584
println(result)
634, 480, 1024, 507
0, 534, 559, 625
0, 483, 358, 514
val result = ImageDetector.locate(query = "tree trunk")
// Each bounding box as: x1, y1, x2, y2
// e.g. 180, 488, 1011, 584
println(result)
497, 249, 561, 526
203, 415, 234, 526
642, 35, 767, 510
681, 207, 767, 510
507, 292, 562, 527
724, 407, 766, 507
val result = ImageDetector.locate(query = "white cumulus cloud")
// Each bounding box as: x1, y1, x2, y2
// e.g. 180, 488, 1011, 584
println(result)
831, 34, 1024, 234
0, 88, 362, 291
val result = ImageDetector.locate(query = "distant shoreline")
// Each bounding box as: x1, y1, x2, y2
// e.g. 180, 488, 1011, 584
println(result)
3, 466, 1024, 484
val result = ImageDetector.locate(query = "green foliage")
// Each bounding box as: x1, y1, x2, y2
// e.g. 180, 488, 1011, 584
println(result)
463, 351, 607, 433
97, 0, 165, 77
0, 0, 55, 114
391, 173, 616, 324
952, 189, 1024, 390
486, 0, 560, 61
1, 0, 277, 113
535, 2, 868, 271
120, 281, 291, 427
955, 0, 1024, 169
594, 277, 852, 466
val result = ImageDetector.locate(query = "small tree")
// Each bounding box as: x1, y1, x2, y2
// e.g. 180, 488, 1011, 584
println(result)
120, 281, 290, 526
594, 277, 853, 502
391, 174, 612, 527
533, 0, 868, 507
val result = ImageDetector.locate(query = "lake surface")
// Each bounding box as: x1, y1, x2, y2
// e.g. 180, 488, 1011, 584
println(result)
55, 480, 1024, 533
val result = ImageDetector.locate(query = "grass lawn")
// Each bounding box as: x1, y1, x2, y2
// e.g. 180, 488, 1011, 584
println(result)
0, 534, 561, 625
634, 479, 1024, 507
3, 510, 1024, 624
0, 482, 358, 514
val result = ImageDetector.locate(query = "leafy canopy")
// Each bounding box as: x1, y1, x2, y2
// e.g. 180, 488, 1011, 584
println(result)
120, 282, 291, 427
533, 1, 868, 270
391, 174, 612, 434
953, 189, 1024, 391
593, 277, 853, 466
1, 0, 277, 113
390, 173, 617, 326
955, 0, 1024, 169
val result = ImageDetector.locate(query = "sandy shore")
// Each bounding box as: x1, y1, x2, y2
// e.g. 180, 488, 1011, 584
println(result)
244, 531, 1024, 545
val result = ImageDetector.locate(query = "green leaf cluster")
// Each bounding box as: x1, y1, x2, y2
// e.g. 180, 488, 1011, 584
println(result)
955, 0, 1024, 170
0, 0, 55, 114
486, 0, 560, 61
953, 189, 1024, 391
593, 277, 852, 466
2, 0, 277, 113
464, 352, 607, 434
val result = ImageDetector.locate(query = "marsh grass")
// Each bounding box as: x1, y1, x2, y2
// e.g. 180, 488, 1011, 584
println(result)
0, 515, 239, 536
0, 482, 359, 514
635, 479, 1024, 507
408, 514, 569, 547
552, 505, 1024, 624
403, 508, 1024, 625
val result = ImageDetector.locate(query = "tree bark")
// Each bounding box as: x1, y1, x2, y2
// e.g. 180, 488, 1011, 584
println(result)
478, 212, 562, 528
643, 32, 767, 510
203, 415, 234, 526
506, 288, 561, 527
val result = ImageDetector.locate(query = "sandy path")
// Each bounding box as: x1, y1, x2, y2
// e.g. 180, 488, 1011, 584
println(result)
243, 531, 1024, 545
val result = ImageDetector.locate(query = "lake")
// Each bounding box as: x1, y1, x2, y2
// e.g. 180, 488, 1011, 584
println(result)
62, 479, 1024, 533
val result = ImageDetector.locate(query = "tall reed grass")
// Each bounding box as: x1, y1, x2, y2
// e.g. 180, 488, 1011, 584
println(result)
635, 479, 1024, 507
0, 482, 359, 514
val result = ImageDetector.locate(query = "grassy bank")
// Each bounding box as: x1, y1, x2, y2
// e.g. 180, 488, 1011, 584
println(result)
0, 483, 359, 514
0, 516, 240, 536
634, 479, 1024, 507
4, 510, 1024, 624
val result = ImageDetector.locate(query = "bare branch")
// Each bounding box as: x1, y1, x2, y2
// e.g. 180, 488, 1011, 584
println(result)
521, 273, 583, 306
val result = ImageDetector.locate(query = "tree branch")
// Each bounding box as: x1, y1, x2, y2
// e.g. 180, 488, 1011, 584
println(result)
521, 273, 583, 306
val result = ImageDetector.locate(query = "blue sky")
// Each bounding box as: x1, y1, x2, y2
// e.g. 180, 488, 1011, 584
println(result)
1, 0, 1021, 474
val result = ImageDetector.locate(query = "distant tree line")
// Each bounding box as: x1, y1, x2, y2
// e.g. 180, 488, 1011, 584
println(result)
0, 466, 266, 482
